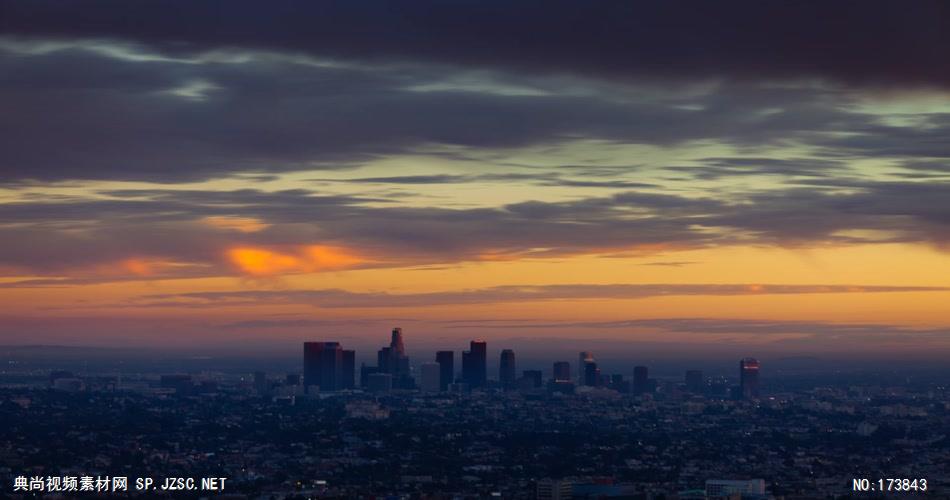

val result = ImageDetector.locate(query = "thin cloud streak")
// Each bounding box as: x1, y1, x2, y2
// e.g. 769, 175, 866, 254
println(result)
130, 284, 950, 309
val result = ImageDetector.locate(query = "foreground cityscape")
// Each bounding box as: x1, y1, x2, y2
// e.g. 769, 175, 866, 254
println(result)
1, 328, 947, 499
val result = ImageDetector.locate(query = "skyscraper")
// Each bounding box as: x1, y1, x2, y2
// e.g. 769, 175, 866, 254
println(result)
303, 341, 346, 392
577, 351, 594, 385
685, 369, 704, 393
553, 361, 571, 382
341, 350, 355, 390
584, 360, 600, 387
375, 327, 412, 389
461, 351, 472, 386
391, 327, 405, 356
740, 357, 760, 399
462, 339, 487, 388
320, 342, 343, 391
420, 362, 441, 393
303, 342, 322, 389
633, 365, 649, 395
436, 350, 454, 391
499, 349, 516, 389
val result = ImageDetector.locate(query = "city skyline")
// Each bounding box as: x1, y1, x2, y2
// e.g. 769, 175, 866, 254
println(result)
298, 327, 760, 402
2, 1, 950, 359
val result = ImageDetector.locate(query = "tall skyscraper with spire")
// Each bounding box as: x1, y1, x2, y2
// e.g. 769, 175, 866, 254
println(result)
391, 327, 405, 356
374, 327, 413, 389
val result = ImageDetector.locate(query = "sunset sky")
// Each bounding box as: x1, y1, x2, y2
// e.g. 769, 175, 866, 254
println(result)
2, 1, 950, 357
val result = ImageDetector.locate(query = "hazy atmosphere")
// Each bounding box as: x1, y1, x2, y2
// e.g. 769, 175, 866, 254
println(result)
2, 1, 950, 358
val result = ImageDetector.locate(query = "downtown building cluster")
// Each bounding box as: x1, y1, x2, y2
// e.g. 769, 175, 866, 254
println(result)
301, 328, 761, 400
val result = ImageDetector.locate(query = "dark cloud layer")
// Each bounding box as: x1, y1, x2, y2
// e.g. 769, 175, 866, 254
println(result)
1, 2, 949, 276
4, 177, 950, 275
3, 0, 949, 88
2, 31, 948, 184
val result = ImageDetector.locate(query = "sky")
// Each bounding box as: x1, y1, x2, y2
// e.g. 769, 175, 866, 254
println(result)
1, 1, 950, 359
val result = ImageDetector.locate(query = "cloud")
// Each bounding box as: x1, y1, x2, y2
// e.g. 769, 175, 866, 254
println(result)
707, 181, 950, 245
3, 1, 949, 88
4, 177, 950, 278
0, 33, 936, 185
641, 261, 697, 267
310, 173, 657, 189
0, 187, 716, 275
443, 317, 945, 335
129, 283, 950, 309
220, 318, 391, 329
226, 245, 364, 276
665, 157, 847, 180
446, 318, 950, 352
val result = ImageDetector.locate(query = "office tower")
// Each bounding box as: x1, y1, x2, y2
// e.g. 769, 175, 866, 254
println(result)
253, 371, 267, 394
577, 351, 594, 385
304, 341, 335, 390
303, 342, 322, 389
379, 351, 412, 388
685, 369, 704, 393
436, 351, 454, 391
522, 370, 543, 388
319, 342, 343, 391
341, 350, 355, 390
285, 373, 300, 386
740, 357, 761, 399
461, 351, 472, 386
377, 346, 393, 373
462, 339, 487, 388
633, 365, 649, 395
391, 327, 405, 356
584, 361, 600, 387
303, 341, 346, 392
420, 362, 441, 392
499, 349, 516, 389
553, 361, 571, 382
471, 340, 487, 387
375, 327, 412, 389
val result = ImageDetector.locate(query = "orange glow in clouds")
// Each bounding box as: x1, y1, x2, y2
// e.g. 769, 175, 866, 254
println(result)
120, 259, 154, 276
227, 245, 363, 276
203, 216, 269, 233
